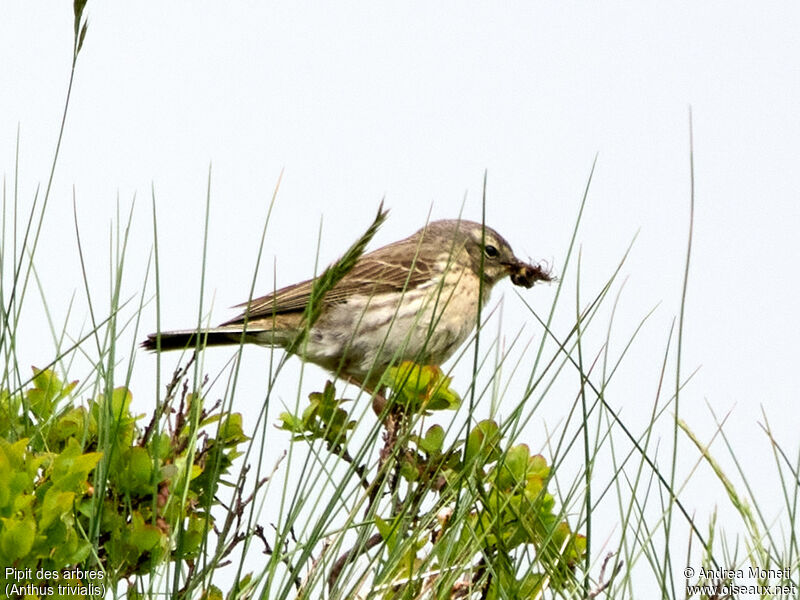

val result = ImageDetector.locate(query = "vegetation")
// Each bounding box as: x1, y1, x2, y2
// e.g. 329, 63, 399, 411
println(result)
1, 3, 797, 598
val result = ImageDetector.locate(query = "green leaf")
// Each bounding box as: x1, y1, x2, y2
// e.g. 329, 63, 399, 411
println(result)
226, 574, 253, 600
0, 447, 11, 509
465, 419, 501, 465
116, 447, 153, 495
375, 515, 398, 552
110, 386, 133, 420
27, 367, 76, 420
279, 383, 356, 448
419, 425, 445, 455
40, 488, 75, 530
148, 432, 172, 460
382, 362, 461, 412
201, 586, 224, 600
53, 406, 87, 442
518, 572, 546, 596
183, 514, 212, 556
0, 437, 28, 468
399, 455, 419, 482
277, 411, 305, 434
51, 438, 102, 491
51, 527, 92, 565
0, 515, 36, 560
129, 512, 164, 553
495, 444, 530, 490
90, 387, 137, 446
220, 413, 248, 445
0, 389, 25, 439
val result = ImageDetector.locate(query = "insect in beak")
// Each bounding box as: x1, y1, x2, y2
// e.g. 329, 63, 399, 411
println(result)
508, 259, 554, 288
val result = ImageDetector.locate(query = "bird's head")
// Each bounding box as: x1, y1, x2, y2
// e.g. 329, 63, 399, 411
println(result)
429, 220, 554, 289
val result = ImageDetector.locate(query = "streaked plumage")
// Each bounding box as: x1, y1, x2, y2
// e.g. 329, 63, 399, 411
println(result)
142, 219, 552, 387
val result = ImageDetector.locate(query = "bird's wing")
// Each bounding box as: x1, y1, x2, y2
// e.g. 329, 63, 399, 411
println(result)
222, 242, 439, 326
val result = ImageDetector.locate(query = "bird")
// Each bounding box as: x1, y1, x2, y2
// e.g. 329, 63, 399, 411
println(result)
142, 218, 552, 390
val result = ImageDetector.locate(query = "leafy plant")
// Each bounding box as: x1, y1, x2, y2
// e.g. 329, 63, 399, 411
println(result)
278, 362, 586, 598
0, 366, 252, 596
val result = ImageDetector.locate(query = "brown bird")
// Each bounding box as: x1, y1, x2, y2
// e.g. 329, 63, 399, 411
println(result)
142, 218, 552, 389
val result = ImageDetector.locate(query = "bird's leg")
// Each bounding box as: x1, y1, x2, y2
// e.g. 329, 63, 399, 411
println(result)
340, 374, 390, 417
370, 386, 389, 417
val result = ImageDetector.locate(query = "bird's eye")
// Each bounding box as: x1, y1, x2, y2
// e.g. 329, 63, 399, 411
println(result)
484, 245, 499, 258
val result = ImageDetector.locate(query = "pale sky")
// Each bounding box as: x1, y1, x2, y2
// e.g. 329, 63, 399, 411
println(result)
3, 3, 799, 593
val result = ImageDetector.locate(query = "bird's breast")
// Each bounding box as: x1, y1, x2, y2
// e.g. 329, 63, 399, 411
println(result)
298, 265, 490, 382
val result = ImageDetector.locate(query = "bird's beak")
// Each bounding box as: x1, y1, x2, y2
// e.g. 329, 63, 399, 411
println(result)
507, 259, 554, 288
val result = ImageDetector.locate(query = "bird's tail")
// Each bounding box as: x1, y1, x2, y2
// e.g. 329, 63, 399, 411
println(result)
141, 328, 255, 352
